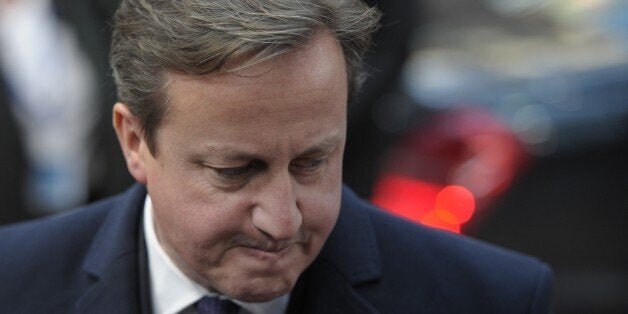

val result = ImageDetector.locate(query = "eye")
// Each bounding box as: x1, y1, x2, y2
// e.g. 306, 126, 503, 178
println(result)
210, 161, 264, 182
290, 157, 326, 174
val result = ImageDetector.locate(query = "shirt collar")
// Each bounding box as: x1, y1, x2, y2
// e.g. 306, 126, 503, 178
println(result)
143, 195, 290, 314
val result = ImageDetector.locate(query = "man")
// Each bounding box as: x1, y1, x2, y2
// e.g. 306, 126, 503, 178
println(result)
0, 0, 553, 313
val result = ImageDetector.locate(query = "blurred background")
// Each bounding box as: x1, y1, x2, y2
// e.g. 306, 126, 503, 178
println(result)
1, 0, 627, 313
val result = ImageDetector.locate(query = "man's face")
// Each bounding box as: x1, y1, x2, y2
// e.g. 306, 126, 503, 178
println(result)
132, 33, 347, 301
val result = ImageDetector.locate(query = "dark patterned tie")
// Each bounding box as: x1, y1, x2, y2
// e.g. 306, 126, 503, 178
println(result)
196, 296, 240, 314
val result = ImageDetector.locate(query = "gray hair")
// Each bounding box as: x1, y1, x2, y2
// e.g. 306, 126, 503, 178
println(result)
110, 0, 381, 154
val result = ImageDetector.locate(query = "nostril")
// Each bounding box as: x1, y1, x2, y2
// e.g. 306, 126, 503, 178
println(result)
251, 204, 302, 241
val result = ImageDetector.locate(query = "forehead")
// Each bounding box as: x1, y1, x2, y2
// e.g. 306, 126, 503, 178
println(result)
156, 32, 348, 154
168, 33, 345, 99
164, 33, 345, 114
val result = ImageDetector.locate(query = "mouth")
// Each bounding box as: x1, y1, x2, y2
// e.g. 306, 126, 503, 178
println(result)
242, 243, 290, 253
238, 241, 296, 260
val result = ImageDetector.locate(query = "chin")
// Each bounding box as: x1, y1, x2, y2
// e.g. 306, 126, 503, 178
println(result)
208, 245, 313, 301
224, 276, 295, 302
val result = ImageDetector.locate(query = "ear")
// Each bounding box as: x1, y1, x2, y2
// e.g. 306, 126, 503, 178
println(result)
112, 102, 148, 184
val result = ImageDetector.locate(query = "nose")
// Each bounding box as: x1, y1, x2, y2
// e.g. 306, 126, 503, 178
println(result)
251, 171, 303, 241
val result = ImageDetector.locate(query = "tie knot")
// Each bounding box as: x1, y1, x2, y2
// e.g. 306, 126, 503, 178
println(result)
196, 296, 239, 314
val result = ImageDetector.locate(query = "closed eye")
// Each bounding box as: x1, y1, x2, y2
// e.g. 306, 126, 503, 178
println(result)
209, 160, 265, 181
290, 157, 326, 175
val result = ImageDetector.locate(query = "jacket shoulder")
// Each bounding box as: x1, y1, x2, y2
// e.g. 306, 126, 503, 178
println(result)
0, 194, 124, 308
0, 195, 121, 258
346, 191, 553, 313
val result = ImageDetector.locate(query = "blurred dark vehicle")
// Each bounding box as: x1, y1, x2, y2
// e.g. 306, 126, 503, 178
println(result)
344, 0, 628, 313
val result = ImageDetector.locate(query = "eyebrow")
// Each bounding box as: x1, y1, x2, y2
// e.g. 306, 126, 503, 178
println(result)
300, 135, 343, 156
201, 146, 260, 163
201, 135, 343, 162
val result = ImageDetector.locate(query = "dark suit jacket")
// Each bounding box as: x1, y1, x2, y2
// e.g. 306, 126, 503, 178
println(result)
0, 184, 552, 313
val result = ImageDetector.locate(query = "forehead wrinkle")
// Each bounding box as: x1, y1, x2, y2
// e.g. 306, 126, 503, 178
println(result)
215, 63, 338, 100
200, 132, 343, 162
227, 88, 333, 115
168, 72, 338, 115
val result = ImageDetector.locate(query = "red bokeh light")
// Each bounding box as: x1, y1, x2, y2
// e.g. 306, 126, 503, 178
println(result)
370, 107, 528, 234
420, 210, 461, 233
371, 174, 476, 234
435, 185, 475, 223
371, 174, 439, 222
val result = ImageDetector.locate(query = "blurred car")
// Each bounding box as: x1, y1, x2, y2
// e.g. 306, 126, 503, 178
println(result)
359, 1, 628, 313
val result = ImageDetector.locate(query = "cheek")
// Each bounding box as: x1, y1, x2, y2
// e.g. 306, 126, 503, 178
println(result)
301, 173, 342, 237
148, 170, 242, 251
151, 190, 250, 276
299, 195, 340, 262
153, 189, 241, 240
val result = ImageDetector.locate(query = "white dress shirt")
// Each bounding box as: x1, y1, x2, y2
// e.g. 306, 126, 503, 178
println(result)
143, 195, 290, 314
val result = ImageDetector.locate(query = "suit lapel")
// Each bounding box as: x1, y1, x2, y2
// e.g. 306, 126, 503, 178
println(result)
73, 254, 143, 314
74, 184, 150, 314
288, 186, 383, 313
288, 260, 380, 314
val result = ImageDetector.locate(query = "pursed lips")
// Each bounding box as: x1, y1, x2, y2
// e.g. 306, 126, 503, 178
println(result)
234, 231, 308, 253
241, 241, 294, 253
